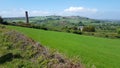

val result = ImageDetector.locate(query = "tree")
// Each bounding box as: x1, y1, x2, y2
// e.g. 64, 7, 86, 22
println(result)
0, 16, 3, 23
118, 29, 120, 34
83, 26, 95, 32
78, 21, 84, 26
0, 16, 8, 25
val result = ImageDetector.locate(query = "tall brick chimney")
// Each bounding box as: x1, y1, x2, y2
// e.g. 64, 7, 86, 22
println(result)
25, 11, 29, 24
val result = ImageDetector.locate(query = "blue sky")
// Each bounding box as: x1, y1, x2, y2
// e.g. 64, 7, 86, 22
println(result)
0, 0, 120, 20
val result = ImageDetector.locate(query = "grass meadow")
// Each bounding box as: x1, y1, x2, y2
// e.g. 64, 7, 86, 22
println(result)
8, 26, 120, 68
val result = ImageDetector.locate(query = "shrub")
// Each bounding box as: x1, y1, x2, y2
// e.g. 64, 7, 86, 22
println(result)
118, 29, 120, 34
72, 30, 82, 34
83, 26, 95, 32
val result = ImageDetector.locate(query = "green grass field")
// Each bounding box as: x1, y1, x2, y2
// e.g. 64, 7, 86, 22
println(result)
8, 26, 120, 68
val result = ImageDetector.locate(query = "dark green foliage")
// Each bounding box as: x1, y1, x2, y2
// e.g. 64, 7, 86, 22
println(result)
91, 20, 101, 23
0, 16, 3, 23
0, 53, 22, 64
0, 17, 8, 25
72, 26, 78, 30
83, 26, 95, 32
0, 53, 13, 64
117, 29, 120, 34
2, 21, 8, 25
72, 30, 82, 34
78, 21, 84, 26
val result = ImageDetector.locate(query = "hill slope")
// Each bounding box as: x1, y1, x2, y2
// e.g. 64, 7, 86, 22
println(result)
0, 25, 82, 68
8, 25, 120, 68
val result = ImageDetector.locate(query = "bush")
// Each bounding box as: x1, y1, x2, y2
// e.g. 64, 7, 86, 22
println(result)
83, 26, 95, 32
72, 30, 82, 34
118, 29, 120, 34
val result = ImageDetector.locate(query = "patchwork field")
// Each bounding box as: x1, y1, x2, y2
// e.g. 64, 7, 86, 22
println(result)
8, 26, 120, 68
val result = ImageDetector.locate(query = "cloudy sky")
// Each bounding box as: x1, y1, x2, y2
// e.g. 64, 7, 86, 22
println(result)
0, 0, 120, 20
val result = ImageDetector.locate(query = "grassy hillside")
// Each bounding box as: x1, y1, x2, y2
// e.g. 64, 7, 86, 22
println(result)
0, 25, 82, 68
8, 25, 120, 68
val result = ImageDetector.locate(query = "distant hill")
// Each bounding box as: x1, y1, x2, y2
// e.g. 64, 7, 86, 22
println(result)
4, 16, 120, 33
4, 15, 117, 25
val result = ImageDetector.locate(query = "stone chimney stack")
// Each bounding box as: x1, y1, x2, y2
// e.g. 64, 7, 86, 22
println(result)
25, 11, 29, 24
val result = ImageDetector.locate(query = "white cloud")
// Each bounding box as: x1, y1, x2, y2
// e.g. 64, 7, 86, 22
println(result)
0, 7, 98, 18
0, 9, 50, 17
0, 9, 25, 17
64, 6, 98, 13
29, 10, 50, 16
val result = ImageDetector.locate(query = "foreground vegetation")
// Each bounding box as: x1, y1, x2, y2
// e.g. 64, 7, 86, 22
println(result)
0, 25, 82, 68
8, 25, 120, 68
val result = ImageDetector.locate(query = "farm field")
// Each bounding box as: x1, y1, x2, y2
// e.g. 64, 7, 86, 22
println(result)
8, 25, 120, 68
